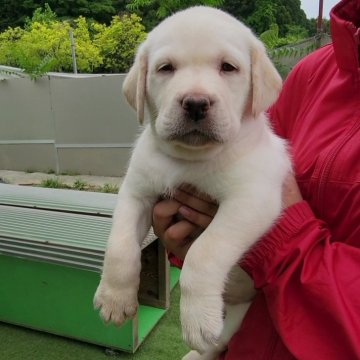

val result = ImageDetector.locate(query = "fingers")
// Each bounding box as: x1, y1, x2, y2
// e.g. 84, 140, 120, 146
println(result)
174, 186, 218, 217
153, 199, 203, 260
152, 198, 182, 238
152, 185, 217, 261
165, 220, 199, 259
178, 205, 213, 229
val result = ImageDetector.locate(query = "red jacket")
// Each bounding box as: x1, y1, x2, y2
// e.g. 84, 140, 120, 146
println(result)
221, 0, 360, 359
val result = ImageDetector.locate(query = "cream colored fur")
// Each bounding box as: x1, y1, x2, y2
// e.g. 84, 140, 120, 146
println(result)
94, 7, 290, 359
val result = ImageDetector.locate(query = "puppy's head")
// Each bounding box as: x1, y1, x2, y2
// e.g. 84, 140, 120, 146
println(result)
123, 7, 281, 156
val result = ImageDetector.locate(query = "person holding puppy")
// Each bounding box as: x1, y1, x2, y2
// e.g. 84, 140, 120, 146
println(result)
152, 0, 360, 359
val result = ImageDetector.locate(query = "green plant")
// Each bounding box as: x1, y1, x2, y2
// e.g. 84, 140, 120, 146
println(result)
127, 0, 223, 19
93, 14, 146, 72
272, 60, 292, 79
258, 23, 318, 79
71, 16, 103, 72
73, 179, 87, 191
260, 23, 310, 50
40, 178, 69, 189
22, 53, 56, 80
269, 41, 317, 59
24, 3, 57, 27
101, 183, 119, 193
0, 26, 24, 68
0, 4, 102, 78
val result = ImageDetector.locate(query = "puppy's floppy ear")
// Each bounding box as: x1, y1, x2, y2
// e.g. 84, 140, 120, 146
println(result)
123, 43, 148, 124
250, 39, 282, 118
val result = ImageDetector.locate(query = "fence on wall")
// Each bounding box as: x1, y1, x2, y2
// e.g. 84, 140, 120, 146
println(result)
0, 73, 139, 177
270, 34, 332, 77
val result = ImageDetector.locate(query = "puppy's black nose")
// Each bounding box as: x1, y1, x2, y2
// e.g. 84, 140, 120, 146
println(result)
182, 95, 210, 122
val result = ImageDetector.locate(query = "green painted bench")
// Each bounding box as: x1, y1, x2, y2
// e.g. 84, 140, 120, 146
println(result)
0, 184, 180, 353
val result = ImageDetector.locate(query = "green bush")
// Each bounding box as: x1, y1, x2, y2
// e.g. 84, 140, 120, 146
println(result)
0, 13, 102, 75
73, 179, 88, 191
0, 4, 147, 76
101, 183, 119, 193
0, 27, 24, 67
93, 14, 146, 73
40, 178, 69, 189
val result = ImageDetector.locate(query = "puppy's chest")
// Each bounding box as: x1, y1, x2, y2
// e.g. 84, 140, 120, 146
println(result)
130, 129, 256, 199
135, 154, 236, 200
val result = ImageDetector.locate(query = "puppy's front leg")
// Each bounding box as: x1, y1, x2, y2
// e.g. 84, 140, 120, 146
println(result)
94, 185, 155, 326
180, 195, 280, 353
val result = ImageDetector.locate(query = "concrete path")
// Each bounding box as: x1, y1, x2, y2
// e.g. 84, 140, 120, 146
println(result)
0, 170, 123, 189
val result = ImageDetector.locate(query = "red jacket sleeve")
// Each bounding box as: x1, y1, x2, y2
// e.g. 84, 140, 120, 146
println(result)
241, 200, 360, 359
240, 43, 360, 358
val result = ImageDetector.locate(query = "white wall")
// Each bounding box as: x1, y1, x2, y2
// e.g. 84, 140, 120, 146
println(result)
0, 73, 139, 176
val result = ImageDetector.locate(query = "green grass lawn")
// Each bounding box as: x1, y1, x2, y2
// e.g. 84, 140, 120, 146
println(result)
0, 285, 189, 360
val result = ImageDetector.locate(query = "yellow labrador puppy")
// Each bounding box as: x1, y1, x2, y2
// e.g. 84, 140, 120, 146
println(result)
94, 6, 291, 360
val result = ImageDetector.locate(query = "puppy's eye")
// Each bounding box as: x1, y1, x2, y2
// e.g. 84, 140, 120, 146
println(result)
221, 62, 237, 72
158, 64, 175, 73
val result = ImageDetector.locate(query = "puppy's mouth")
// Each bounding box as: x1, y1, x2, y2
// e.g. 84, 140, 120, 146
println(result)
168, 129, 222, 147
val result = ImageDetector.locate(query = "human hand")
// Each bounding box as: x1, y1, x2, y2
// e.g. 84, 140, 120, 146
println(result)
152, 185, 218, 261
153, 174, 301, 261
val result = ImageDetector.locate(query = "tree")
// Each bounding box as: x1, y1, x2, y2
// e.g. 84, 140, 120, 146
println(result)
0, 0, 33, 30
274, 0, 308, 36
221, 0, 256, 23
222, 0, 308, 37
260, 23, 309, 49
0, 0, 117, 31
0, 5, 102, 75
126, 0, 223, 30
246, 0, 277, 35
0, 4, 149, 75
45, 0, 116, 23
0, 26, 25, 67
306, 18, 330, 36
0, 1, 319, 76
24, 2, 57, 26
94, 14, 146, 72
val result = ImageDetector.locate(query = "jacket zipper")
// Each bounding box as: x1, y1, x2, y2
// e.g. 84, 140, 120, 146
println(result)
316, 117, 360, 215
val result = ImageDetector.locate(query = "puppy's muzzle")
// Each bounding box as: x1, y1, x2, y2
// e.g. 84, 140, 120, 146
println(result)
181, 95, 211, 122
167, 93, 222, 147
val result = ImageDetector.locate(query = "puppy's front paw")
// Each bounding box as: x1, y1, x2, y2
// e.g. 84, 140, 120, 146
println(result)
94, 282, 138, 326
180, 293, 224, 353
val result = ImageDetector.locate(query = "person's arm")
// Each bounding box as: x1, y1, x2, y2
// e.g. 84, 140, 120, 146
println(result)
153, 172, 360, 359
157, 179, 360, 359
242, 55, 360, 358
240, 199, 360, 359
